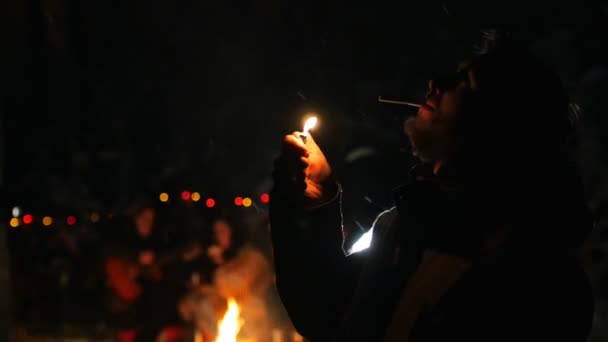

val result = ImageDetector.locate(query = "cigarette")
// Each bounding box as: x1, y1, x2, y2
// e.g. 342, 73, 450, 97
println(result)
378, 96, 421, 108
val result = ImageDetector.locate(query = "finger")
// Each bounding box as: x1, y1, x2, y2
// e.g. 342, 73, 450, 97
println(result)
273, 154, 308, 179
272, 156, 307, 188
302, 132, 317, 147
282, 134, 309, 157
273, 166, 306, 187
273, 151, 309, 172
272, 160, 306, 188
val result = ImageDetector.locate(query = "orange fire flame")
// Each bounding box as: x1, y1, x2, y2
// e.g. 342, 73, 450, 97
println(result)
216, 298, 244, 342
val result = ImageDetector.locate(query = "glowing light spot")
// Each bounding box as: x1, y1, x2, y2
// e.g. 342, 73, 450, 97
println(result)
260, 193, 270, 204
350, 228, 374, 254
181, 190, 191, 201
215, 298, 243, 342
12, 207, 21, 217
206, 198, 216, 208
66, 216, 77, 226
9, 218, 19, 228
22, 214, 33, 224
303, 116, 318, 135
42, 216, 53, 226
242, 197, 252, 207
90, 212, 100, 223
159, 193, 169, 202
234, 197, 243, 206
191, 192, 201, 202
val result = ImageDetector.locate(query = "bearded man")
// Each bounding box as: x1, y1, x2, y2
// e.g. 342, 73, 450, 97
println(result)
269, 36, 594, 341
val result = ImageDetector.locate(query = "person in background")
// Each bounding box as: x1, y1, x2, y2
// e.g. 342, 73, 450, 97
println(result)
104, 202, 199, 342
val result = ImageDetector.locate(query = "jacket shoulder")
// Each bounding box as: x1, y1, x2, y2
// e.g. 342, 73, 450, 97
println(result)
372, 207, 399, 239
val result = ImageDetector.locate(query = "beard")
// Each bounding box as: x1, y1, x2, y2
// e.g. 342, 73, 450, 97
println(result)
404, 114, 458, 162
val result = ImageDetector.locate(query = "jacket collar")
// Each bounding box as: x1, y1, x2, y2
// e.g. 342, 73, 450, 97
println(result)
393, 162, 468, 204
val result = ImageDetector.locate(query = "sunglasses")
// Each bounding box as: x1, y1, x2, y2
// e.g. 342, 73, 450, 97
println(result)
431, 69, 471, 92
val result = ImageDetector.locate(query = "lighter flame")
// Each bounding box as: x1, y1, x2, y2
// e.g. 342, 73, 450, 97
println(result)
216, 298, 243, 342
302, 116, 318, 136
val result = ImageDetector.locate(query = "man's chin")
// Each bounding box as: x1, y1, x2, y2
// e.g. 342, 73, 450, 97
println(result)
405, 125, 438, 162
409, 144, 432, 162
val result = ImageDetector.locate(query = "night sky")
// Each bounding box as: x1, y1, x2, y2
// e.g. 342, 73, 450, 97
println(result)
3, 0, 608, 228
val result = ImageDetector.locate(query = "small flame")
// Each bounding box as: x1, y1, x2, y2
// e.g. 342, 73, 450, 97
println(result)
216, 298, 243, 342
302, 116, 318, 136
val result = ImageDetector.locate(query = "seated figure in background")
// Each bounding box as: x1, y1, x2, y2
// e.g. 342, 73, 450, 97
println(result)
104, 202, 201, 342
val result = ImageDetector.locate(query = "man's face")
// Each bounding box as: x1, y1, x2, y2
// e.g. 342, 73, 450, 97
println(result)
405, 64, 478, 162
213, 220, 233, 249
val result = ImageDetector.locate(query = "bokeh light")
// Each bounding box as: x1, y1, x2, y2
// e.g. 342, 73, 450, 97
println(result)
191, 192, 201, 202
23, 214, 33, 224
66, 216, 77, 226
12, 207, 20, 217
90, 212, 100, 223
205, 198, 216, 208
42, 216, 53, 226
159, 192, 169, 202
234, 197, 243, 206
9, 218, 19, 228
260, 193, 270, 204
242, 197, 252, 207
181, 190, 191, 201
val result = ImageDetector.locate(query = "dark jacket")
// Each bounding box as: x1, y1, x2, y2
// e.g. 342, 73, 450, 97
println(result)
270, 163, 594, 341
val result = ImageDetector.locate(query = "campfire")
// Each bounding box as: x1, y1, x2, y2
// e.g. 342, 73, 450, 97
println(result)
215, 298, 244, 342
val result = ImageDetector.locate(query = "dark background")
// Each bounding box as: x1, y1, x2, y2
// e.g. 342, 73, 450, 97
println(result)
2, 0, 608, 340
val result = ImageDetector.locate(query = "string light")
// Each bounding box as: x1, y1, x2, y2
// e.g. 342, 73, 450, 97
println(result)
42, 216, 53, 226
90, 212, 100, 223
191, 192, 201, 202
66, 216, 77, 226
242, 197, 252, 207
181, 190, 191, 201
8, 187, 278, 230
23, 214, 33, 224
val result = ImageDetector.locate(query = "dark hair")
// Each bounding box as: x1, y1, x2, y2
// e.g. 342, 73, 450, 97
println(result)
457, 32, 593, 242
212, 216, 246, 254
460, 32, 571, 169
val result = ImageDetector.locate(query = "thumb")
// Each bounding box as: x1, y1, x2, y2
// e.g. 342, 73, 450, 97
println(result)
303, 132, 320, 150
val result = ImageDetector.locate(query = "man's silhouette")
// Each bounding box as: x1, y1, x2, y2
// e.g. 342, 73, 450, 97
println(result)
270, 35, 594, 341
